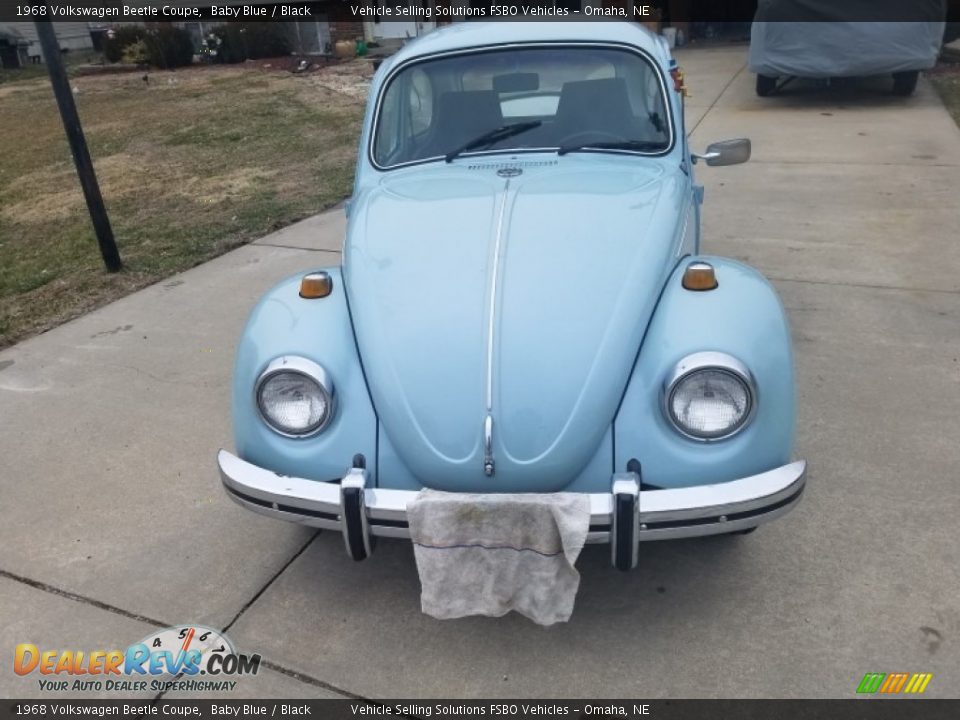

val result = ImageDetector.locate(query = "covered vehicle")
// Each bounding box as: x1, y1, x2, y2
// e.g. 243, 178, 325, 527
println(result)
750, 0, 947, 96
217, 22, 806, 571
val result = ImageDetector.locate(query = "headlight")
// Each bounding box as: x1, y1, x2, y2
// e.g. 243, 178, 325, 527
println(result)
664, 352, 755, 441
255, 357, 334, 437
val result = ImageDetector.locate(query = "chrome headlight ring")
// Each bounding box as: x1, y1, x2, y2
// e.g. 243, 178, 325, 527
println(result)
662, 351, 756, 442
255, 356, 335, 438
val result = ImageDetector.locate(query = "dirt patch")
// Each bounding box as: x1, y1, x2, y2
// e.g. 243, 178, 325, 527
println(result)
0, 152, 246, 224
2, 154, 152, 224
307, 58, 375, 102
190, 167, 280, 204
0, 81, 46, 101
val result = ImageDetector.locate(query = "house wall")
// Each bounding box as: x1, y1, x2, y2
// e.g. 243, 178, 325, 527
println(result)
288, 19, 332, 54
176, 2, 337, 55
0, 22, 93, 62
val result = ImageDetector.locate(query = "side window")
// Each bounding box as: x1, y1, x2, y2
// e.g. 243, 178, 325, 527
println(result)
375, 84, 402, 163
408, 68, 433, 136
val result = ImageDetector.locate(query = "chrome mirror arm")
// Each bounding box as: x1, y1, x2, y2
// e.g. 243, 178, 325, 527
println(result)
691, 151, 721, 164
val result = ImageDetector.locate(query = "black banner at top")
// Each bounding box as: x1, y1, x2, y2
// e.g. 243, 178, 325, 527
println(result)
753, 0, 947, 23
0, 0, 953, 24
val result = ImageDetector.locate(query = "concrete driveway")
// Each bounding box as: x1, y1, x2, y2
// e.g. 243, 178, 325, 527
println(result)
2, 45, 959, 699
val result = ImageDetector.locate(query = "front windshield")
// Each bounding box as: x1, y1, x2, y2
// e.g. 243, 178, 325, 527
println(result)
372, 45, 672, 168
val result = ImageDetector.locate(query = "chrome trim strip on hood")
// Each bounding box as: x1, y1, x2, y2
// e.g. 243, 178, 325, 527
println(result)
486, 177, 511, 414
483, 413, 494, 477
482, 176, 512, 477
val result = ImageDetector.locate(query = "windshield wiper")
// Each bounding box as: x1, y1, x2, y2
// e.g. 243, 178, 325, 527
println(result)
445, 121, 542, 163
557, 140, 664, 156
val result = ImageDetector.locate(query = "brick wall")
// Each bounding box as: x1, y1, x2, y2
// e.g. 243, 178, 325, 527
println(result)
329, 21, 364, 44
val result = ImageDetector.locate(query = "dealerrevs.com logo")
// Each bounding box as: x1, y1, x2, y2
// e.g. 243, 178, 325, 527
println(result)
14, 625, 260, 693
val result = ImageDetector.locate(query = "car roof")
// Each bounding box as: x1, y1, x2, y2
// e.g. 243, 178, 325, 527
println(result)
382, 21, 671, 70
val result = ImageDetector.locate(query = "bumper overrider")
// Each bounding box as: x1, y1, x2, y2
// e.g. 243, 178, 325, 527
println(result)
217, 450, 806, 571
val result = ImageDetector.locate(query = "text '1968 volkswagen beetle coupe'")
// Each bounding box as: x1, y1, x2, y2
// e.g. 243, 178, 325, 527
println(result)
217, 22, 807, 572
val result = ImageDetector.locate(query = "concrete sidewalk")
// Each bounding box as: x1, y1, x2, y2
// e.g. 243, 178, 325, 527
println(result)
2, 46, 959, 699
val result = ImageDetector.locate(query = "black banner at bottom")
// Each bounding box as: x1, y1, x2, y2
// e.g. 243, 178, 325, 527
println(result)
1, 700, 959, 720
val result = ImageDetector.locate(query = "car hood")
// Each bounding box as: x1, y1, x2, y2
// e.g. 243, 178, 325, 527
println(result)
345, 160, 687, 491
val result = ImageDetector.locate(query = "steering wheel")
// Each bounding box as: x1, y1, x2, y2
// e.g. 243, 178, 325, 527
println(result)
557, 130, 628, 147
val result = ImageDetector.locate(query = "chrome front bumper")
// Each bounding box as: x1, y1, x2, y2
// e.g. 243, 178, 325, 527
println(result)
217, 450, 806, 570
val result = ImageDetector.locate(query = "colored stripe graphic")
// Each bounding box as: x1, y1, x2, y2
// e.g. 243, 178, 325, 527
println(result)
857, 673, 885, 694
904, 673, 933, 694
857, 672, 932, 694
879, 672, 909, 693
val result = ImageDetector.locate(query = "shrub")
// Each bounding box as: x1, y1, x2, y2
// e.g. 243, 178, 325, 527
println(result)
143, 26, 194, 69
120, 39, 148, 66
210, 23, 290, 64
103, 25, 148, 63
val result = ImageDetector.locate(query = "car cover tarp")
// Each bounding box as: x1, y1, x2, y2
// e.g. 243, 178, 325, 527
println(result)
749, 0, 946, 78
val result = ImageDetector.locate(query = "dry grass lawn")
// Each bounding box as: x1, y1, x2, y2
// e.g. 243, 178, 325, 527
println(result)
0, 61, 368, 348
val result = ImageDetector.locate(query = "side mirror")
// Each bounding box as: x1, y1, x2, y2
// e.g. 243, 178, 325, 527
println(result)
694, 138, 751, 166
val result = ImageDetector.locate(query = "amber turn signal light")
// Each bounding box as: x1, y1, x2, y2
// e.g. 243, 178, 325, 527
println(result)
670, 68, 690, 97
682, 262, 718, 291
300, 272, 333, 299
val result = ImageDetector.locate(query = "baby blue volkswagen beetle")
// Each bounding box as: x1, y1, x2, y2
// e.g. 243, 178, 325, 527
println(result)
217, 22, 806, 571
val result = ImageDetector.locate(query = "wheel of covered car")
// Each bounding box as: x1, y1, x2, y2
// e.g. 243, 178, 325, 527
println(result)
892, 71, 919, 97
557, 130, 627, 147
755, 74, 778, 97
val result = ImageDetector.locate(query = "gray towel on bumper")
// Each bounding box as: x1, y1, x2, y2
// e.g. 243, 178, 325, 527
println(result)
407, 490, 591, 625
